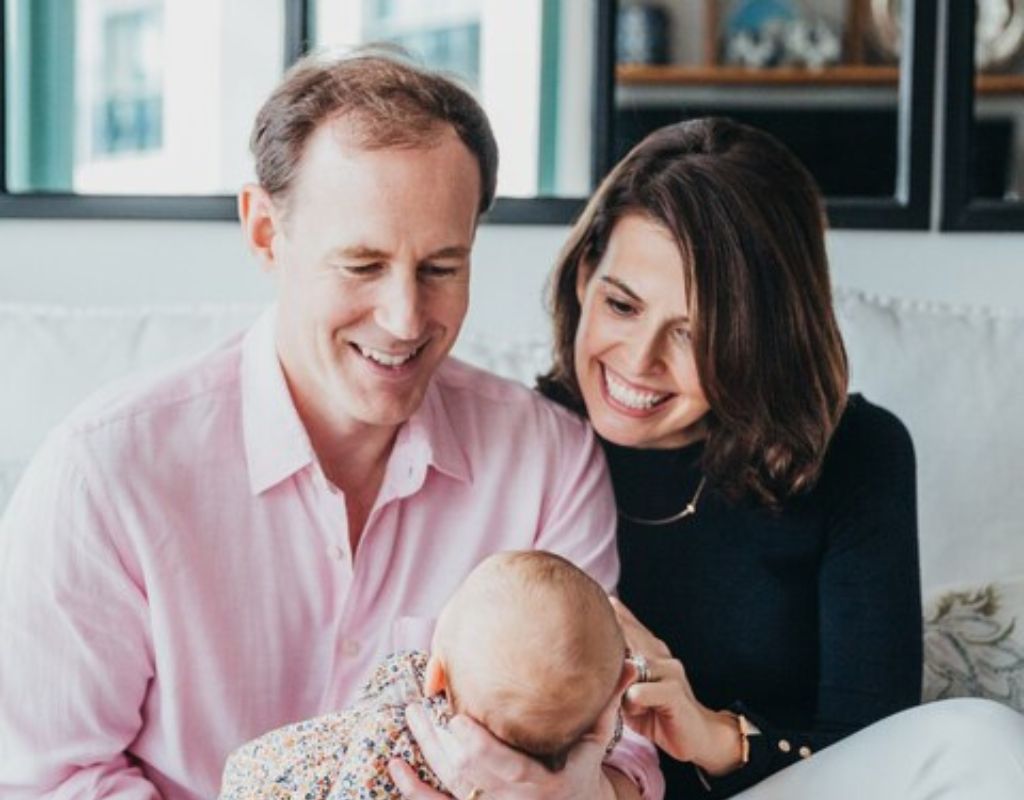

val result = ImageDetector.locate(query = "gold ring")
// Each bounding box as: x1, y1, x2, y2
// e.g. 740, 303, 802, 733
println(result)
466, 789, 484, 800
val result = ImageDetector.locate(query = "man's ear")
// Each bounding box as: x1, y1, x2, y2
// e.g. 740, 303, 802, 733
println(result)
238, 183, 281, 273
424, 654, 448, 698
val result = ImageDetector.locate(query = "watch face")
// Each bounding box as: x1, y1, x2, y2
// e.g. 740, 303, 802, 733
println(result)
871, 0, 1024, 70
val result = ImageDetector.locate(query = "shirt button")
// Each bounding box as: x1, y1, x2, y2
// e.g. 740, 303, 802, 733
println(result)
326, 544, 345, 561
798, 746, 812, 759
777, 739, 792, 753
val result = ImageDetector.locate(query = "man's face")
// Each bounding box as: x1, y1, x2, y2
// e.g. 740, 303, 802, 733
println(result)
266, 121, 481, 436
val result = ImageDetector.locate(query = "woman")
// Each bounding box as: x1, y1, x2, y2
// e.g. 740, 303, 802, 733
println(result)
539, 117, 1024, 798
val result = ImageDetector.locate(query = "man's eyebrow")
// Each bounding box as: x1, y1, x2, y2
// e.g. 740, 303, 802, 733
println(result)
423, 245, 471, 261
599, 275, 643, 303
331, 245, 390, 261
328, 245, 471, 261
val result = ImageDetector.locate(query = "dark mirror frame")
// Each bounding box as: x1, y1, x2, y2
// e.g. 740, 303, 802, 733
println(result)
823, 0, 935, 228
0, 0, 935, 227
941, 0, 1024, 231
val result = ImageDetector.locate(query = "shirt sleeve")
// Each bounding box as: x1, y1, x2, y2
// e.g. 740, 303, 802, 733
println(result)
0, 429, 159, 799
603, 727, 667, 800
532, 416, 665, 800
533, 418, 619, 593
700, 404, 923, 798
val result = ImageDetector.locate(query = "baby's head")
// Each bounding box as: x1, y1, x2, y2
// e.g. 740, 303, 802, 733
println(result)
424, 551, 628, 771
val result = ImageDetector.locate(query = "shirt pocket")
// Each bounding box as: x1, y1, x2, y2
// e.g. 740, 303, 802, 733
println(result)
390, 615, 437, 653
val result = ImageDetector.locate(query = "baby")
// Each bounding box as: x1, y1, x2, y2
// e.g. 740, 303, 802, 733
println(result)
219, 550, 628, 799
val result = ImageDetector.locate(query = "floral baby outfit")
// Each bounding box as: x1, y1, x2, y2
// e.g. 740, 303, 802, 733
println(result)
219, 651, 447, 800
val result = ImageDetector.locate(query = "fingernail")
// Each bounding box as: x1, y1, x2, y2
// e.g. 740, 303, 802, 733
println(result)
388, 758, 411, 791
405, 703, 425, 729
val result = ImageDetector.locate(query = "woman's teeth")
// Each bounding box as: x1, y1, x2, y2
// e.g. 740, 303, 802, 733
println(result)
357, 343, 422, 367
604, 369, 669, 410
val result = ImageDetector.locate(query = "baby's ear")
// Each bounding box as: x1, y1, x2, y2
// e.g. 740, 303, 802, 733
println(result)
424, 655, 448, 697
615, 658, 637, 697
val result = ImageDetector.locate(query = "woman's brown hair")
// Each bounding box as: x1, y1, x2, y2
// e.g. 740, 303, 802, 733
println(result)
540, 117, 848, 507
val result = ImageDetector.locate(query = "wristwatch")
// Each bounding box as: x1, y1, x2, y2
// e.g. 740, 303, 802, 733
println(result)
733, 712, 762, 765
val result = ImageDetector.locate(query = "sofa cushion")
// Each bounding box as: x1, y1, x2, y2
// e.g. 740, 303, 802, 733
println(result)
923, 575, 1024, 712
4, 292, 1024, 599
835, 290, 1024, 594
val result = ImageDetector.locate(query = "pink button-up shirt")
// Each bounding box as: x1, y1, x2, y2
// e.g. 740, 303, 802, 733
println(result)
0, 309, 663, 799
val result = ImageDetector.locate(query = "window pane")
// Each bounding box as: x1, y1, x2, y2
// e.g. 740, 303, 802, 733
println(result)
4, 0, 285, 195
311, 0, 596, 198
615, 0, 904, 198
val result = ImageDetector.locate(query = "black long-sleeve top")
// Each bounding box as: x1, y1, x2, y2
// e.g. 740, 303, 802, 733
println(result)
556, 392, 923, 797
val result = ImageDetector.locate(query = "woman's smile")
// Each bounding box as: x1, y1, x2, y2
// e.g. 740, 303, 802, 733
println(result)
600, 363, 674, 416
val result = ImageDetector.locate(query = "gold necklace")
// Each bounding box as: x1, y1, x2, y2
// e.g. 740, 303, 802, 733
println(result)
618, 476, 707, 526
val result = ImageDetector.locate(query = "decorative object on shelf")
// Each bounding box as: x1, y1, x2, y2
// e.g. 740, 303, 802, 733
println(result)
722, 0, 841, 70
724, 23, 785, 68
870, 0, 1024, 70
782, 18, 842, 68
617, 3, 671, 65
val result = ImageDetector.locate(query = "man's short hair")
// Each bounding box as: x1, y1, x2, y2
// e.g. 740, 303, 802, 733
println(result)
250, 48, 499, 215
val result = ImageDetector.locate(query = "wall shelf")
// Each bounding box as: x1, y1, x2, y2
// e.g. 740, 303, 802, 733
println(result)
618, 64, 1024, 95
618, 64, 899, 87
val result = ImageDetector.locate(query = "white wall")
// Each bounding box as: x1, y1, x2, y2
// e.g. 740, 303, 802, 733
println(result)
1, 220, 1022, 341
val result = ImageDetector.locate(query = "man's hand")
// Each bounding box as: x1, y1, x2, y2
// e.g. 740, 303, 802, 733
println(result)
388, 691, 628, 799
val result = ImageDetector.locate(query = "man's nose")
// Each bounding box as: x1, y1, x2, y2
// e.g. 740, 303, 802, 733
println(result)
374, 272, 425, 341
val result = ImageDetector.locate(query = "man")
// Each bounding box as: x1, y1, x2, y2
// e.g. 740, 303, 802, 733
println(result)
0, 52, 662, 799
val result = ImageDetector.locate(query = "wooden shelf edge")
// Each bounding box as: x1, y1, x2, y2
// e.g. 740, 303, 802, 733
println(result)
618, 65, 1024, 94
617, 64, 899, 87
976, 73, 1024, 95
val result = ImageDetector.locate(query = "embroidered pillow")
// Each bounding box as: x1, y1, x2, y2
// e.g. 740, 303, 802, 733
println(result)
923, 576, 1024, 712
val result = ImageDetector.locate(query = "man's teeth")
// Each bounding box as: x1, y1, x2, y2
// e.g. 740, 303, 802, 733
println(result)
357, 344, 421, 367
604, 369, 669, 410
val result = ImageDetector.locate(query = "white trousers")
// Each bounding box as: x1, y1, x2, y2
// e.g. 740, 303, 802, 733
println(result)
732, 699, 1024, 800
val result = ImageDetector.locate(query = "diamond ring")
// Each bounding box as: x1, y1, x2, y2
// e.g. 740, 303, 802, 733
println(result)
628, 653, 652, 683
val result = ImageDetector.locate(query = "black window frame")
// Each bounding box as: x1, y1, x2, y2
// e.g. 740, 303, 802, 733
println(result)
941, 0, 1024, 231
0, 0, 938, 228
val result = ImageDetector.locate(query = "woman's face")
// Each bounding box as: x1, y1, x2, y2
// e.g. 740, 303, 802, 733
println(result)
574, 214, 710, 450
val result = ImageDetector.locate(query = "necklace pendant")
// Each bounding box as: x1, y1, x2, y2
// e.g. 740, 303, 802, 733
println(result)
617, 475, 707, 527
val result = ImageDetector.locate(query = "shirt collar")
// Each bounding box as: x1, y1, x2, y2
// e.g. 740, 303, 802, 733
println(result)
241, 310, 472, 495
241, 307, 316, 495
402, 366, 472, 487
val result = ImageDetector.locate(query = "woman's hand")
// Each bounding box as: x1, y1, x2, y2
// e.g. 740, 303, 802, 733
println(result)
387, 690, 628, 799
612, 597, 743, 776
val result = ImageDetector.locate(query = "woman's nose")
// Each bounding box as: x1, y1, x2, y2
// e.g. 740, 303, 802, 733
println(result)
625, 328, 665, 377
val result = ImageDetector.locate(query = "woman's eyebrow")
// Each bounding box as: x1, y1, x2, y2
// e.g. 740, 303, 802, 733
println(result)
599, 275, 643, 302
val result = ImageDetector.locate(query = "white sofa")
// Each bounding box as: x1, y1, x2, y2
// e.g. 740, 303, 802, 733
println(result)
2, 290, 1023, 710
